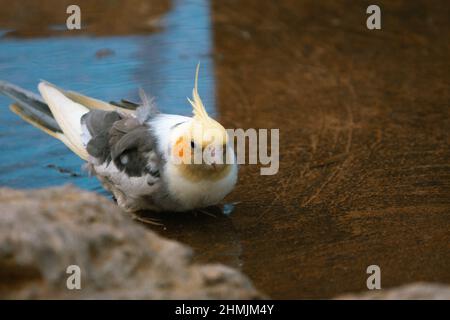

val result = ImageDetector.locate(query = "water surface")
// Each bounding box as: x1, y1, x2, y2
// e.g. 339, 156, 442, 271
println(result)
0, 0, 215, 192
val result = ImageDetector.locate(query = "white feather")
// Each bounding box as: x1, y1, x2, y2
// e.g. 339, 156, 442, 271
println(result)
164, 159, 238, 211
38, 82, 90, 160
148, 113, 192, 160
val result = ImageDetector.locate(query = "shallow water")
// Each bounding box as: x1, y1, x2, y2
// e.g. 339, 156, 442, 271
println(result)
1, 0, 449, 300
0, 0, 215, 193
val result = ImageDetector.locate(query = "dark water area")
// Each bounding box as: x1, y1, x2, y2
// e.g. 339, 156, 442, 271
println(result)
0, 0, 449, 299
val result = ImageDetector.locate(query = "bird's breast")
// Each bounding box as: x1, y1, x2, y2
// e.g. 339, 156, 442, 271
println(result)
164, 163, 238, 211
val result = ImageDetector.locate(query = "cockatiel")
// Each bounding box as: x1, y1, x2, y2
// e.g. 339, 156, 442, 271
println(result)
0, 65, 238, 212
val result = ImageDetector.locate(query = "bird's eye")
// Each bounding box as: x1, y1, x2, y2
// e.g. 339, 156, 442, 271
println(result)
190, 140, 195, 149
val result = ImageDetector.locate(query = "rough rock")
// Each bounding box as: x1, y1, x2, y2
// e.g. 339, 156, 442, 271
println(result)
0, 186, 263, 299
336, 283, 450, 300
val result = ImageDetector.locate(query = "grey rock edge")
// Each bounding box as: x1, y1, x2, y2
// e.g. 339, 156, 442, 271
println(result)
336, 283, 450, 300
0, 186, 263, 299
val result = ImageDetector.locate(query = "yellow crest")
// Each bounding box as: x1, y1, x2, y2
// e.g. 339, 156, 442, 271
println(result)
186, 63, 228, 145
187, 63, 211, 122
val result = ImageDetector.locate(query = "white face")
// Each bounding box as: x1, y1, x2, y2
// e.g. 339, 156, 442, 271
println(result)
170, 120, 230, 169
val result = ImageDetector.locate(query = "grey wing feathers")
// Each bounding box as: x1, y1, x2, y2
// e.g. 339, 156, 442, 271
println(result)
111, 126, 158, 177
110, 99, 139, 110
82, 109, 122, 137
82, 110, 122, 162
81, 109, 162, 178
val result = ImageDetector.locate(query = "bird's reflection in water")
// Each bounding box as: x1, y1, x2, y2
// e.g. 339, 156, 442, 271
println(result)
134, 204, 243, 269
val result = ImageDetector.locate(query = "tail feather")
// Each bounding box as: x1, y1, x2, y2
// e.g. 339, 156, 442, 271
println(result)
0, 81, 61, 133
65, 89, 135, 114
9, 103, 60, 138
0, 80, 90, 160
38, 82, 90, 160
9, 103, 80, 154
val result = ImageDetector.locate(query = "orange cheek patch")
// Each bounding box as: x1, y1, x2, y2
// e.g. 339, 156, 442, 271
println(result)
175, 137, 185, 159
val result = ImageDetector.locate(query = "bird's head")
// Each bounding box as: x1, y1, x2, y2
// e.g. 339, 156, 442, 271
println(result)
171, 64, 231, 180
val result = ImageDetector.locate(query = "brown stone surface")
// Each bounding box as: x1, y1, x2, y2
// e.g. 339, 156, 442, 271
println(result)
150, 0, 450, 299
0, 0, 170, 37
0, 186, 262, 299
